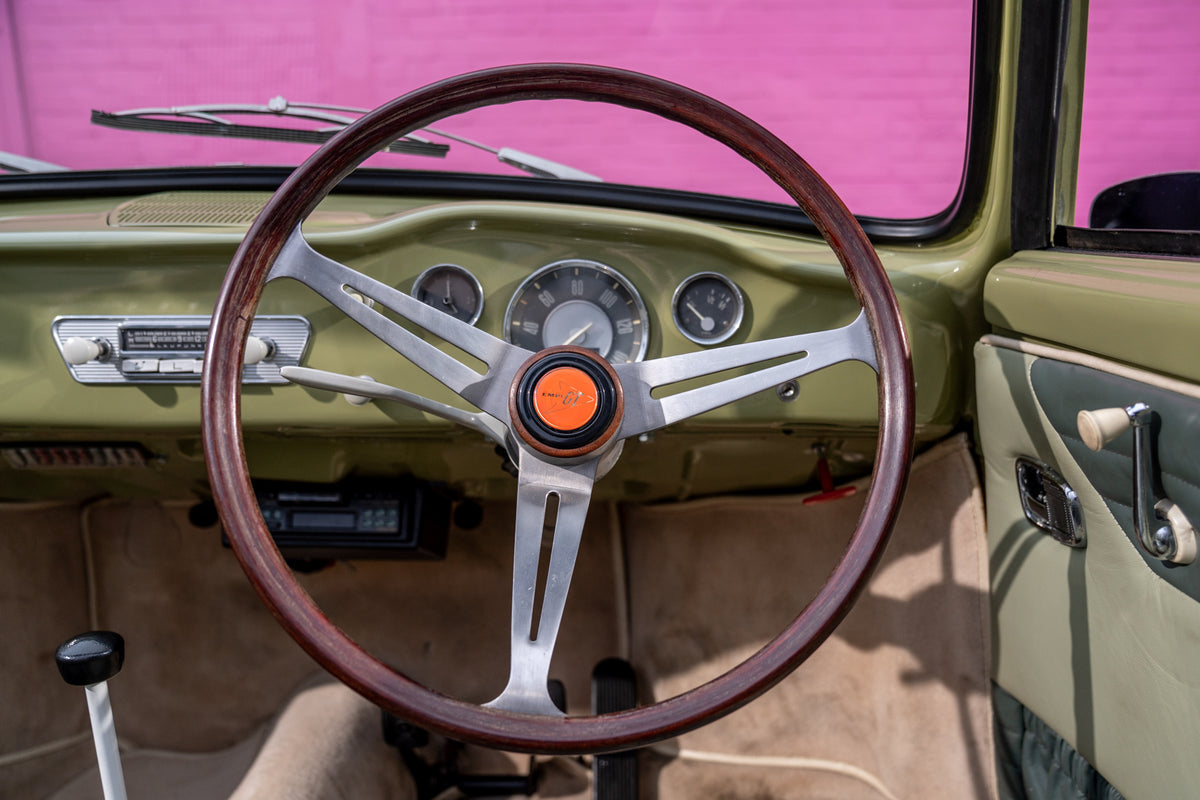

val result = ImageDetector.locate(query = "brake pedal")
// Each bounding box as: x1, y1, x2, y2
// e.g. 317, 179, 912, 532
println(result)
592, 658, 639, 799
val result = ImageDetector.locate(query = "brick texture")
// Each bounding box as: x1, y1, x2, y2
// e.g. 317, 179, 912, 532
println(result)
1077, 0, 1200, 224
0, 0, 1195, 222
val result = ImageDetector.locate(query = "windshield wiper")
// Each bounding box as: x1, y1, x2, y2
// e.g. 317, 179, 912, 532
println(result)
92, 96, 601, 181
90, 102, 448, 158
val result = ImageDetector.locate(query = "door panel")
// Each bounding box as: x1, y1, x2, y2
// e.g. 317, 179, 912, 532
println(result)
984, 250, 1200, 383
977, 258, 1200, 799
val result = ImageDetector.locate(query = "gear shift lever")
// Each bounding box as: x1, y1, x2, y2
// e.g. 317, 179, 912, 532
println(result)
56, 631, 128, 800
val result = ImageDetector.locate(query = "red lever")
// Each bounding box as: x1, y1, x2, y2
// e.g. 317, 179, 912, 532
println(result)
803, 448, 858, 505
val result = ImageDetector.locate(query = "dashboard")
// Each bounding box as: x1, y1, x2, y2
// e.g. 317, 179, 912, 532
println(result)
0, 190, 961, 503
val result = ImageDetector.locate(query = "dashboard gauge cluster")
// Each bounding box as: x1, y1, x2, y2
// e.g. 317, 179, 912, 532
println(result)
410, 259, 745, 363
503, 259, 649, 364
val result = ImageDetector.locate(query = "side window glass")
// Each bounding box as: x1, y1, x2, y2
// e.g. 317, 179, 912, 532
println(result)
1076, 1, 1200, 232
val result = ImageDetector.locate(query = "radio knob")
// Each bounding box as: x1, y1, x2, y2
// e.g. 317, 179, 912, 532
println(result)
243, 336, 276, 366
62, 337, 111, 365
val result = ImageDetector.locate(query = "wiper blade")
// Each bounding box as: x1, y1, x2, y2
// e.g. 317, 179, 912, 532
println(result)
92, 97, 601, 181
0, 150, 69, 174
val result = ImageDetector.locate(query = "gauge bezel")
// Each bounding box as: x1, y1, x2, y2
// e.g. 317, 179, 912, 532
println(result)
671, 271, 745, 345
411, 263, 485, 326
503, 259, 650, 363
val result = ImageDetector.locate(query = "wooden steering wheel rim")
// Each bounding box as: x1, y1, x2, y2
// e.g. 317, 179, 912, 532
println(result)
201, 63, 914, 755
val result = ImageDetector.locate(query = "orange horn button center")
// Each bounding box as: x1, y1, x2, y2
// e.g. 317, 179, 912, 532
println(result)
532, 366, 600, 431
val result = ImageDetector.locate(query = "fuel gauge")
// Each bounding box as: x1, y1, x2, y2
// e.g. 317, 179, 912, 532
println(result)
672, 272, 744, 345
411, 264, 484, 325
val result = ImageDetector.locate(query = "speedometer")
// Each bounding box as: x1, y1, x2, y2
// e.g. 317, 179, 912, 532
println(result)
504, 259, 649, 363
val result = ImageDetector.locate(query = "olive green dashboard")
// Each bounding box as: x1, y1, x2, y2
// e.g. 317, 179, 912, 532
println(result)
0, 190, 970, 501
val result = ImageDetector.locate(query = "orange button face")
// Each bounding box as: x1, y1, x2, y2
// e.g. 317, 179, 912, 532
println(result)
532, 366, 599, 431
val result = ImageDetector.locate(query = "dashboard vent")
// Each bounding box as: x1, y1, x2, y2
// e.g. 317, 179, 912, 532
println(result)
2, 443, 151, 469
109, 191, 272, 227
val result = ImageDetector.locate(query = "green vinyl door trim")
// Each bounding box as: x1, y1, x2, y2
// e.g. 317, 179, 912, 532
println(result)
977, 337, 1200, 800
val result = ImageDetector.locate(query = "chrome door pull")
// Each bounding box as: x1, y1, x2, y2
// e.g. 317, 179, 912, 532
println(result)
1016, 458, 1085, 547
1078, 403, 1197, 565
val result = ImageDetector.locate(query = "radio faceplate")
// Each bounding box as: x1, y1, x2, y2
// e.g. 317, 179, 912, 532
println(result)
52, 315, 311, 384
248, 479, 451, 560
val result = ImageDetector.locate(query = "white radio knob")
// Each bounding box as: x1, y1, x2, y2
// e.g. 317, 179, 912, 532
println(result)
62, 337, 111, 365
243, 336, 275, 366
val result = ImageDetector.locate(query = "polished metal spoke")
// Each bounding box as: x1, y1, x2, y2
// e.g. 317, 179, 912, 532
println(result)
485, 450, 599, 716
268, 227, 529, 418
615, 311, 877, 438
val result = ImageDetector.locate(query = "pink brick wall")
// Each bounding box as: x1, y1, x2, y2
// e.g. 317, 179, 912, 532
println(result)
1078, 0, 1200, 225
1, 0, 1197, 224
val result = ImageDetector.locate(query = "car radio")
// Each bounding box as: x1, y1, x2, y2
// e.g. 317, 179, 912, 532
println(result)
51, 314, 311, 384
240, 478, 451, 561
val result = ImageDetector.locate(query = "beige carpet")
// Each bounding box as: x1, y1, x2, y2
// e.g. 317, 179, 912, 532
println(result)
625, 434, 994, 799
1, 434, 991, 799
71, 497, 621, 753
47, 679, 418, 800
0, 496, 619, 798
0, 501, 96, 799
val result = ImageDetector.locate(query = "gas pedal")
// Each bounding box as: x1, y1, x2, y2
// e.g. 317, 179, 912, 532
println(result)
592, 657, 639, 800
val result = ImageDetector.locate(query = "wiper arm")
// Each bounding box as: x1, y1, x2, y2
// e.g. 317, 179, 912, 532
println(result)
416, 127, 602, 182
294, 100, 601, 181
92, 97, 601, 181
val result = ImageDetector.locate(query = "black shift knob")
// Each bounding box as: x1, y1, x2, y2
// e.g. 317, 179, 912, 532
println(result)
55, 631, 125, 686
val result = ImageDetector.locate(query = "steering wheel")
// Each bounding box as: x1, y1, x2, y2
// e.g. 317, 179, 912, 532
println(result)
202, 64, 914, 755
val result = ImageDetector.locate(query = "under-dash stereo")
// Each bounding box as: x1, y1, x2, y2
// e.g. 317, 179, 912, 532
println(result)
52, 315, 311, 385
239, 479, 451, 560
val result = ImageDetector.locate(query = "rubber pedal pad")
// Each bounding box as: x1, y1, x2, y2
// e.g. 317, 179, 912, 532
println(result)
591, 657, 639, 800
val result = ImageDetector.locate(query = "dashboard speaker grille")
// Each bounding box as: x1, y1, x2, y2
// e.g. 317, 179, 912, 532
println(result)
109, 191, 271, 227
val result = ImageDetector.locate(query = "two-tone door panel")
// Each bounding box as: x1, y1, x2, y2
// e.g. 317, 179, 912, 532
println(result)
977, 250, 1200, 800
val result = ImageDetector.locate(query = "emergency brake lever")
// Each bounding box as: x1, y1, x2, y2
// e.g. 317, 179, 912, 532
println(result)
280, 365, 508, 446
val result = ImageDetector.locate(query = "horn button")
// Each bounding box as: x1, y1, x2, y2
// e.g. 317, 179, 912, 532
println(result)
510, 346, 623, 457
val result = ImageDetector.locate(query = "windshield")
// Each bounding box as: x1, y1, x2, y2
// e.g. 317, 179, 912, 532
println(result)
1, 1, 972, 220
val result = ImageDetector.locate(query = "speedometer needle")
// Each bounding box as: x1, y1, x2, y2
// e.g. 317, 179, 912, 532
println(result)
686, 301, 715, 333
563, 322, 593, 345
